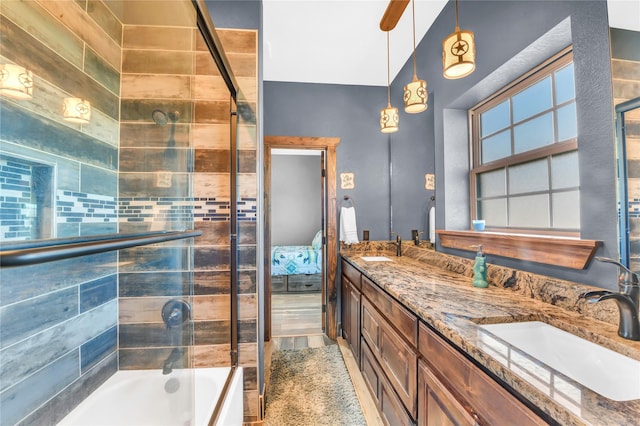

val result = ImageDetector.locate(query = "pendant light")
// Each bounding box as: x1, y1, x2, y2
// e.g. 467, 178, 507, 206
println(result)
380, 31, 399, 133
403, 0, 427, 113
0, 63, 33, 100
442, 0, 476, 79
63, 97, 92, 124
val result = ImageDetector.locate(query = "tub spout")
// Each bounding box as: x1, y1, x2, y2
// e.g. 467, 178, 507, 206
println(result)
162, 348, 182, 375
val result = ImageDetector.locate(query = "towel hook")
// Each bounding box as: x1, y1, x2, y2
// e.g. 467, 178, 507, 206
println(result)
342, 195, 355, 207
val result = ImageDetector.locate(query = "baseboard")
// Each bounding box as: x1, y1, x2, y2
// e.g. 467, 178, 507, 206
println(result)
336, 337, 385, 426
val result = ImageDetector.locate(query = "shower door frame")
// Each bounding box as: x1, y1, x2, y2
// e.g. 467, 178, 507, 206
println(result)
616, 96, 640, 269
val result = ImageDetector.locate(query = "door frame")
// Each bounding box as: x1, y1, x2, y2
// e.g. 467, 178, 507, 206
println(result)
264, 136, 340, 340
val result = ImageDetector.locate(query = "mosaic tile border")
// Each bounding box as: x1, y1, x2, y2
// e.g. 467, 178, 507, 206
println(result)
3, 191, 256, 240
1, 157, 36, 240
57, 190, 118, 224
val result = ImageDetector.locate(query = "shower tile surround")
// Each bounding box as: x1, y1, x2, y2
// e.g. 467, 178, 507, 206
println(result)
0, 2, 259, 425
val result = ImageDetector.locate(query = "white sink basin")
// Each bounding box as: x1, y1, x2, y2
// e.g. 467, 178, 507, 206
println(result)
479, 321, 640, 401
360, 256, 392, 262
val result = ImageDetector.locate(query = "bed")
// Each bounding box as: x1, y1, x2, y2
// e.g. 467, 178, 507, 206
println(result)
271, 231, 322, 292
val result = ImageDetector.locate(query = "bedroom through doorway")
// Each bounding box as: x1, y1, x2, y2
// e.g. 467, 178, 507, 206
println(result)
269, 148, 324, 337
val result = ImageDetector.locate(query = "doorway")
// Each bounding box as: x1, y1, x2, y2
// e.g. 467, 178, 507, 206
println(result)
270, 149, 323, 336
264, 136, 340, 341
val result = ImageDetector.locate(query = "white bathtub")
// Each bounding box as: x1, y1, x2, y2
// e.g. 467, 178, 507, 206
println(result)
58, 367, 243, 426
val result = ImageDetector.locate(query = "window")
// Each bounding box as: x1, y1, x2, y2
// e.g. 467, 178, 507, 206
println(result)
470, 48, 578, 235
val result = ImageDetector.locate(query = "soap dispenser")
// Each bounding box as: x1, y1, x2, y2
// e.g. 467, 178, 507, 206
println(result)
472, 245, 488, 288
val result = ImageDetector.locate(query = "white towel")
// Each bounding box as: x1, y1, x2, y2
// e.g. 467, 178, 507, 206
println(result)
340, 206, 359, 244
429, 205, 436, 244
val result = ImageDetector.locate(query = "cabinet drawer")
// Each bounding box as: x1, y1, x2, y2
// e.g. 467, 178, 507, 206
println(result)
418, 323, 545, 426
362, 339, 415, 426
271, 275, 286, 292
361, 275, 417, 346
361, 296, 381, 349
361, 338, 381, 406
362, 297, 418, 419
342, 259, 362, 290
287, 274, 321, 291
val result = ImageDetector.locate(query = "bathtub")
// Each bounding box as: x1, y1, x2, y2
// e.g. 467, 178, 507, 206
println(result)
58, 367, 243, 426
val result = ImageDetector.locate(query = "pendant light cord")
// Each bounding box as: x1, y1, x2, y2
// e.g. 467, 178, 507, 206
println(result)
411, 0, 417, 79
455, 0, 460, 31
387, 31, 391, 107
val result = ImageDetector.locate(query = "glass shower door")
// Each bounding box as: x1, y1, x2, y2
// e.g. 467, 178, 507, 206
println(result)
0, 0, 239, 423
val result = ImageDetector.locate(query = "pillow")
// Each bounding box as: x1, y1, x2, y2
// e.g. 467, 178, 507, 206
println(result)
311, 230, 323, 249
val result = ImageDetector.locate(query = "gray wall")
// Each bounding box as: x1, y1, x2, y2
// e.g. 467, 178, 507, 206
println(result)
271, 154, 321, 245
264, 82, 393, 241
264, 1, 619, 289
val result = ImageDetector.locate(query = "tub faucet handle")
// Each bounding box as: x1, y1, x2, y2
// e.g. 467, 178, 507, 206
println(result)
162, 300, 191, 329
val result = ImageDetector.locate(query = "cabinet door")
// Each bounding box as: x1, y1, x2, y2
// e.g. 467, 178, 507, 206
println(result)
362, 339, 415, 426
347, 281, 360, 362
341, 276, 352, 343
362, 297, 417, 419
418, 323, 546, 426
341, 275, 361, 362
418, 360, 477, 426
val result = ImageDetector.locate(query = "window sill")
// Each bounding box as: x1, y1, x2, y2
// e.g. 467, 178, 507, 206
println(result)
436, 230, 602, 269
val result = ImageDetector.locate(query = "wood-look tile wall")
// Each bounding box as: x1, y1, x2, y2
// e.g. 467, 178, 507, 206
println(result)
611, 29, 640, 272
1, 1, 258, 423
0, 1, 121, 424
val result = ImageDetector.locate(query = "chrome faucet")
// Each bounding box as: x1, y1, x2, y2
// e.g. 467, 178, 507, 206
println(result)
162, 348, 182, 375
579, 257, 640, 341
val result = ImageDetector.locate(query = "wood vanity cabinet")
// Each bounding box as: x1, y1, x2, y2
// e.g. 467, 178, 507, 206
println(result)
342, 257, 545, 426
341, 259, 361, 362
418, 323, 546, 426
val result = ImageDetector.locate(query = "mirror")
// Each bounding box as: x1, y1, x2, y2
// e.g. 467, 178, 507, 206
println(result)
616, 97, 640, 272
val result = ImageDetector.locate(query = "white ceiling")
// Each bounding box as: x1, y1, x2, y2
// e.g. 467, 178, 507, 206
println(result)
262, 0, 640, 87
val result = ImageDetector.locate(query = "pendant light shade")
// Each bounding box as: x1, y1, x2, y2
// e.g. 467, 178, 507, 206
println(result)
442, 0, 476, 79
380, 105, 399, 133
380, 31, 399, 133
0, 63, 33, 100
403, 0, 427, 113
63, 97, 92, 124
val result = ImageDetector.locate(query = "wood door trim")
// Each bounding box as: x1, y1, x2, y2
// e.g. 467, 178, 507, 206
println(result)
264, 135, 341, 340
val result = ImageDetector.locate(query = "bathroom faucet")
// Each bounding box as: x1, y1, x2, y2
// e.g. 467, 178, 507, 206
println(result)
579, 257, 640, 341
391, 233, 402, 256
412, 230, 423, 246
162, 348, 182, 375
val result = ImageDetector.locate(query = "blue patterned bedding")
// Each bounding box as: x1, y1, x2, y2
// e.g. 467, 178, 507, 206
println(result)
271, 245, 322, 276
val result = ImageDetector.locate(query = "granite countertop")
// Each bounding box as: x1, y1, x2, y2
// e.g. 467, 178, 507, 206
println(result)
341, 243, 640, 426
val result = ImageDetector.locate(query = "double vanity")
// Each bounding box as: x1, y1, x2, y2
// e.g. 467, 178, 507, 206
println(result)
340, 242, 640, 425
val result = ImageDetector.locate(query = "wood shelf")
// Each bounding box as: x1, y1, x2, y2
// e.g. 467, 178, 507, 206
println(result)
436, 230, 602, 269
